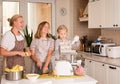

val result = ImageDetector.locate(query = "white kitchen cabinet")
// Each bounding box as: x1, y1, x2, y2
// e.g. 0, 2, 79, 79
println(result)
84, 58, 120, 84
88, 0, 120, 28
88, 0, 105, 28
114, 0, 120, 28
85, 59, 107, 84
106, 65, 120, 84
94, 61, 107, 84
104, 0, 120, 28
84, 59, 95, 78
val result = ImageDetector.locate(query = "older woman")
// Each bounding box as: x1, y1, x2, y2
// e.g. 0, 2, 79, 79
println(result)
0, 14, 31, 70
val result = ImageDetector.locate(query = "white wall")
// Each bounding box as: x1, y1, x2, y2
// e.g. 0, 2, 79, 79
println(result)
55, 0, 73, 39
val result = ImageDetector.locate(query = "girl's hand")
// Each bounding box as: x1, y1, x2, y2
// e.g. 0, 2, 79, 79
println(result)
43, 66, 48, 73
37, 60, 42, 69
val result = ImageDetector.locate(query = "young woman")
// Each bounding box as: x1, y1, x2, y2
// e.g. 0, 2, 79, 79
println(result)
0, 14, 31, 69
30, 21, 54, 74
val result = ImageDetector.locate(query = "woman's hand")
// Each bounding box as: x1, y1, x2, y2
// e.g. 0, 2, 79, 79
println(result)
43, 66, 48, 73
37, 60, 42, 69
16, 51, 26, 57
24, 48, 32, 56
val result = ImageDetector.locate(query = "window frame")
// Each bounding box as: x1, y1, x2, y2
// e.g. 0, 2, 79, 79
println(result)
0, 0, 56, 38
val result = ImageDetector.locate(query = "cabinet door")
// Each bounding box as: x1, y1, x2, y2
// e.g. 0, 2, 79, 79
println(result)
88, 0, 105, 28
104, 0, 115, 28
115, 0, 120, 27
107, 65, 120, 84
94, 61, 107, 84
103, 0, 120, 28
84, 59, 95, 78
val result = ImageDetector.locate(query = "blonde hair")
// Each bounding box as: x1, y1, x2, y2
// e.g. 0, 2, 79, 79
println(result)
57, 25, 68, 33
8, 14, 23, 26
34, 21, 50, 39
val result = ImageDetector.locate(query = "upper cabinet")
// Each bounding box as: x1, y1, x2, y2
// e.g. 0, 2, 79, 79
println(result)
88, 0, 105, 28
88, 0, 120, 28
104, 0, 120, 28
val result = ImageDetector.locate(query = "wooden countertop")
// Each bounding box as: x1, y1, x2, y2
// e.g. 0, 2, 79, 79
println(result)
77, 51, 120, 67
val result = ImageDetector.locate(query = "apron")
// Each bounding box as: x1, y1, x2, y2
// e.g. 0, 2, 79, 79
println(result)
6, 31, 26, 69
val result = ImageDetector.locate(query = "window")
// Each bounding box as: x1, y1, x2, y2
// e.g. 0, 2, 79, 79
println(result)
1, 0, 55, 36
28, 3, 52, 34
3, 1, 19, 34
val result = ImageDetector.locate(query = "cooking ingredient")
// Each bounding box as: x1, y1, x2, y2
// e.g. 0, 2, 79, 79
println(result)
5, 65, 23, 72
52, 70, 57, 76
74, 65, 84, 76
25, 52, 29, 56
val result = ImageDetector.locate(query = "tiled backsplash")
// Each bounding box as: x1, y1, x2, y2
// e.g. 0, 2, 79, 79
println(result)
101, 29, 120, 45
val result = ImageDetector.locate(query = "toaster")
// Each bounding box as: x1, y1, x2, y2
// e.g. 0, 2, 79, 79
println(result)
107, 46, 120, 58
55, 60, 73, 76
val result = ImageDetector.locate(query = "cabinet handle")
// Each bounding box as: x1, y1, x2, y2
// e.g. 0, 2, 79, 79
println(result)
113, 24, 115, 27
99, 25, 102, 27
89, 60, 92, 63
116, 24, 118, 27
102, 64, 104, 66
109, 66, 116, 69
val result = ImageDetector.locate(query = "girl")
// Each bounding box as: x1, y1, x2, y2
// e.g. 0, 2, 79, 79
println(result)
55, 25, 80, 61
30, 21, 54, 74
0, 14, 31, 70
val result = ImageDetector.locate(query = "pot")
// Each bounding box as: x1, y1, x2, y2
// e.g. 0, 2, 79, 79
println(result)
5, 71, 23, 81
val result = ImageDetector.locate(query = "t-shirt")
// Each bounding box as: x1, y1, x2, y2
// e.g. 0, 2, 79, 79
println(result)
30, 38, 54, 62
0, 30, 24, 51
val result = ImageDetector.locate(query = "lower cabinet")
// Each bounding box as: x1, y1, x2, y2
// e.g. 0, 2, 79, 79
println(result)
85, 59, 120, 84
94, 61, 107, 84
84, 59, 95, 78
107, 65, 120, 84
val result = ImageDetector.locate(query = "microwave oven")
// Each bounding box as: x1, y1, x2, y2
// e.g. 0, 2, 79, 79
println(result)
91, 43, 115, 56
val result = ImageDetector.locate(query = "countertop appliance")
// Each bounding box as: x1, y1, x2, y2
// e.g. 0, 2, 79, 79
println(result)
91, 43, 115, 56
107, 46, 120, 58
55, 60, 73, 76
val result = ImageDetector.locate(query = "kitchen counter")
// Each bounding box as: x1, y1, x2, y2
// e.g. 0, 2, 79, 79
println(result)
78, 51, 120, 67
1, 75, 97, 84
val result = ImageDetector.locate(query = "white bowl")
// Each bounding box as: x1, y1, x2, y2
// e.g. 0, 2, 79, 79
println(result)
26, 74, 39, 80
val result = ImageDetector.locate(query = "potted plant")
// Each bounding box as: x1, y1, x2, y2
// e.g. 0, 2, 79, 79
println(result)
24, 25, 33, 47
47, 33, 57, 40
